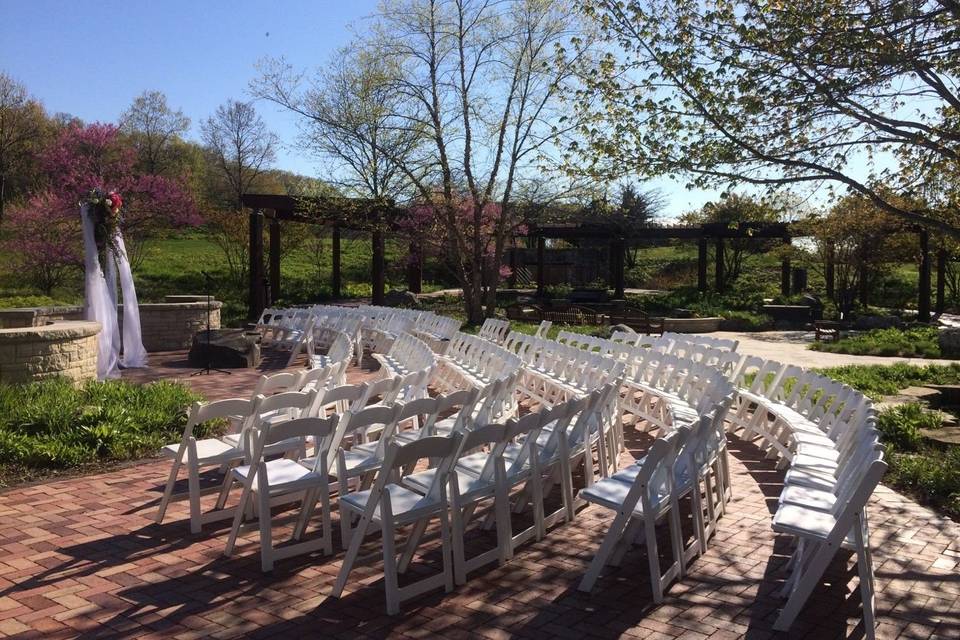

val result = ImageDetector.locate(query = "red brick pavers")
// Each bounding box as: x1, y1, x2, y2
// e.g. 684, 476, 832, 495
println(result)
0, 378, 958, 637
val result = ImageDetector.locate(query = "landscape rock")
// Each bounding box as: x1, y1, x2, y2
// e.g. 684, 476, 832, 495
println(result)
939, 327, 960, 358
189, 329, 260, 369
384, 289, 421, 309
607, 324, 635, 338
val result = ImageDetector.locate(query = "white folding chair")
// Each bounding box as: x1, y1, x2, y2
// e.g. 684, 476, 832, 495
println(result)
223, 415, 339, 571
155, 397, 253, 533
332, 433, 464, 614
578, 427, 690, 603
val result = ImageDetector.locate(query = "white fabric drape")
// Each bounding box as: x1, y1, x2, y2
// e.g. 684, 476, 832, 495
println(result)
79, 204, 147, 379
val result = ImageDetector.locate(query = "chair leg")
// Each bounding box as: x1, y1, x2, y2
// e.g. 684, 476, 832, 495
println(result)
773, 541, 837, 632
224, 477, 253, 558
257, 474, 274, 572
320, 488, 333, 556
155, 456, 182, 524
332, 510, 368, 598
579, 512, 632, 592
186, 449, 202, 535
293, 488, 317, 541
645, 517, 664, 604
398, 519, 429, 574
451, 504, 467, 586
495, 481, 514, 563
854, 519, 877, 640
381, 509, 400, 614
438, 508, 454, 593
215, 467, 235, 510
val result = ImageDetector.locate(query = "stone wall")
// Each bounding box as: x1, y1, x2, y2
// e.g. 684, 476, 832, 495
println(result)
663, 317, 723, 333
137, 301, 221, 351
0, 297, 221, 352
0, 321, 100, 384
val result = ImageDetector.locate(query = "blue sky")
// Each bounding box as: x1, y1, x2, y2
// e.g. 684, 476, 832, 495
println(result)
0, 0, 750, 218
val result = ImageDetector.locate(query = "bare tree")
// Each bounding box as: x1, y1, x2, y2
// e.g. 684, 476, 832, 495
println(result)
119, 90, 190, 175
200, 99, 277, 208
0, 73, 45, 223
363, 0, 591, 322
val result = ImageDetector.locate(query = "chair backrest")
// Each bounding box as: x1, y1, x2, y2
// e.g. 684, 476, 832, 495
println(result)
252, 389, 316, 422
315, 383, 366, 417
248, 415, 340, 474
329, 403, 402, 466
534, 320, 552, 337
634, 428, 687, 514
378, 432, 465, 502
252, 371, 301, 397
183, 397, 253, 442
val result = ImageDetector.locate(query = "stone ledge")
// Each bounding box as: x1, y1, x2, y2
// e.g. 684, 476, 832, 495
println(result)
0, 321, 102, 342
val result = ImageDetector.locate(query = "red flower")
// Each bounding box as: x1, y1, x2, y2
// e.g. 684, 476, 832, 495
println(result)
108, 192, 122, 209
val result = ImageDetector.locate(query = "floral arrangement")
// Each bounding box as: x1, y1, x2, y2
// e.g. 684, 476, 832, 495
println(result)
82, 188, 124, 263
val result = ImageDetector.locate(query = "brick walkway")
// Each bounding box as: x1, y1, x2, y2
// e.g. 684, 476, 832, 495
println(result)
0, 362, 957, 638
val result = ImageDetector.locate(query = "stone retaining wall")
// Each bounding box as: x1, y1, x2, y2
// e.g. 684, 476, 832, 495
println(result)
0, 298, 221, 352
663, 317, 722, 333
0, 321, 100, 384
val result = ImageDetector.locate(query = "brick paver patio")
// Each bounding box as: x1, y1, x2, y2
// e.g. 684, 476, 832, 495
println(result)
0, 357, 957, 639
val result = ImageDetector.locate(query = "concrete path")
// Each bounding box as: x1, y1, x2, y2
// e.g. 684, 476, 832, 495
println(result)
711, 330, 960, 368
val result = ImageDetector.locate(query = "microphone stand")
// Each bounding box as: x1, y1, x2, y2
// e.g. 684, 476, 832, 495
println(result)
191, 271, 231, 376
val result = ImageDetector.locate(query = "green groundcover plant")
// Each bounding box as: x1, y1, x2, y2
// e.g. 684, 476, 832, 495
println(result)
0, 379, 202, 472
811, 326, 941, 358
876, 403, 960, 520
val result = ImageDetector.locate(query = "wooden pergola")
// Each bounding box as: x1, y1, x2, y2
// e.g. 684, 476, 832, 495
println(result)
241, 195, 942, 323
524, 220, 794, 297
240, 194, 416, 320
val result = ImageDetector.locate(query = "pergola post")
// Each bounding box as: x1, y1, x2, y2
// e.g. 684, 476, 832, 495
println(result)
248, 208, 265, 321
697, 237, 708, 292
508, 246, 517, 289
331, 225, 342, 299
780, 236, 791, 296
612, 237, 626, 299
536, 235, 545, 297
372, 224, 386, 305
937, 247, 947, 315
269, 213, 282, 304
406, 240, 423, 294
715, 237, 725, 293
918, 228, 931, 322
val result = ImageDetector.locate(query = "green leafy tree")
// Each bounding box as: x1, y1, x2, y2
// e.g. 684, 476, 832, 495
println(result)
574, 0, 960, 235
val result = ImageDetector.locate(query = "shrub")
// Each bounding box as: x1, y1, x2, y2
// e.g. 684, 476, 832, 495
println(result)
0, 379, 201, 473
811, 326, 941, 358
719, 310, 774, 331
877, 403, 937, 451
817, 362, 960, 398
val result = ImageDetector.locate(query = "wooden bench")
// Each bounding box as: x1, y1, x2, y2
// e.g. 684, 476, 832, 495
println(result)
814, 320, 847, 342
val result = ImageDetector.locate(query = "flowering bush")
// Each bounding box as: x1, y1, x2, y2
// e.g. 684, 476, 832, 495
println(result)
4, 123, 200, 291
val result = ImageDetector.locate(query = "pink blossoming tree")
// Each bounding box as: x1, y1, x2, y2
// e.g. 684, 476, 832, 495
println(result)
4, 123, 199, 293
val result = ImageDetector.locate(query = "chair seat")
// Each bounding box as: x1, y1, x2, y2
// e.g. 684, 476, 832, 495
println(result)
232, 458, 323, 492
795, 442, 840, 461
161, 438, 240, 464
772, 503, 836, 540
341, 483, 444, 525
403, 468, 494, 499
779, 484, 837, 511
338, 448, 382, 477
221, 432, 304, 456
580, 477, 666, 514
784, 466, 838, 492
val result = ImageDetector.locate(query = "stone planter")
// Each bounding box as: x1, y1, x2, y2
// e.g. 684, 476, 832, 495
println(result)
0, 321, 100, 384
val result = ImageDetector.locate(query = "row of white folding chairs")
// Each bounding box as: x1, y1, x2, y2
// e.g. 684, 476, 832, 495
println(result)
477, 318, 511, 344
434, 331, 523, 392
578, 394, 734, 602
726, 357, 869, 467
660, 331, 739, 352
717, 355, 884, 636
155, 368, 429, 534
334, 383, 621, 612
504, 331, 627, 408
413, 314, 462, 350
373, 333, 437, 399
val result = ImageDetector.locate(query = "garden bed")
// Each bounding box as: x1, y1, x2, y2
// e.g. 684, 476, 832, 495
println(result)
0, 378, 202, 487
811, 326, 941, 358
